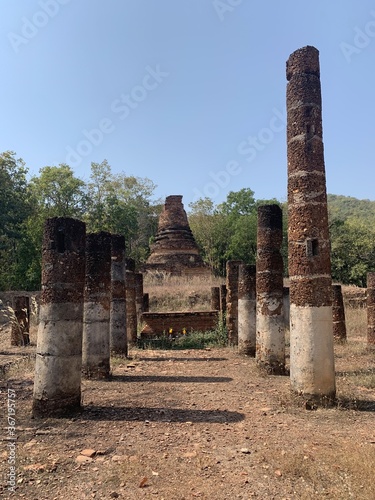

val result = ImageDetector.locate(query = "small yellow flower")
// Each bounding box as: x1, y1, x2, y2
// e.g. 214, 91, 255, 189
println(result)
182, 328, 186, 335
169, 328, 173, 334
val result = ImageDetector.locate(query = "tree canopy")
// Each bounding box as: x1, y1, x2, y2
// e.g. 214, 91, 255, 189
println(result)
0, 150, 373, 290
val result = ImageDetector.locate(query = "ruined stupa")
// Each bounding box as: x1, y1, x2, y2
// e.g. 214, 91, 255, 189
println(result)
145, 195, 209, 276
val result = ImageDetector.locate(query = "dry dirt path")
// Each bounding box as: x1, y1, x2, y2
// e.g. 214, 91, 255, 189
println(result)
1, 347, 374, 499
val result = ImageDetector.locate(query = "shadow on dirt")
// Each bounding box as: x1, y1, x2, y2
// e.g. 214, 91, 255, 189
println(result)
108, 375, 232, 383
82, 405, 245, 423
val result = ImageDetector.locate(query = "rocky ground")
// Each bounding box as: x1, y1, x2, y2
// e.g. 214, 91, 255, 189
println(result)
1, 337, 374, 500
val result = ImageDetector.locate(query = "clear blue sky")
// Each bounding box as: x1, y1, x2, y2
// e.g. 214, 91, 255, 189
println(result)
1, 0, 374, 207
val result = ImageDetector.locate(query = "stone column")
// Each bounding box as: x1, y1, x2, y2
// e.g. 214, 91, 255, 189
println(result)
220, 284, 227, 314
135, 273, 144, 322
283, 286, 290, 330
367, 272, 375, 345
110, 234, 127, 356
256, 205, 285, 373
211, 287, 221, 311
238, 264, 256, 356
143, 293, 150, 313
287, 46, 335, 399
226, 260, 242, 345
332, 284, 347, 342
82, 232, 111, 379
126, 258, 137, 345
32, 217, 85, 417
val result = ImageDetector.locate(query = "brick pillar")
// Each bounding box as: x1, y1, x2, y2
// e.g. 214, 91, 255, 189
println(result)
211, 287, 220, 311
126, 258, 137, 345
82, 232, 111, 379
220, 284, 227, 313
367, 272, 375, 345
32, 217, 85, 417
332, 284, 347, 342
143, 293, 150, 313
256, 205, 285, 373
238, 264, 256, 356
226, 260, 242, 345
110, 234, 127, 356
287, 46, 335, 399
283, 286, 290, 330
135, 273, 144, 322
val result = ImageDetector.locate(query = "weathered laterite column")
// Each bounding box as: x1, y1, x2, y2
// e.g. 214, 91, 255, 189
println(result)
211, 287, 221, 311
126, 258, 137, 345
110, 234, 127, 356
82, 232, 111, 379
332, 285, 347, 342
226, 260, 242, 345
135, 273, 144, 322
238, 264, 256, 356
143, 293, 150, 313
33, 217, 85, 417
220, 284, 227, 314
256, 205, 285, 373
283, 286, 290, 330
367, 272, 375, 345
287, 45, 335, 399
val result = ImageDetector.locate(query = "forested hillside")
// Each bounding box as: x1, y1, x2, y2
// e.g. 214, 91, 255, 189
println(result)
0, 150, 373, 290
328, 194, 375, 287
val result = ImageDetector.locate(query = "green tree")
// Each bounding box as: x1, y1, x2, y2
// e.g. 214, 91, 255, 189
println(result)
29, 164, 87, 217
84, 160, 160, 264
0, 151, 32, 290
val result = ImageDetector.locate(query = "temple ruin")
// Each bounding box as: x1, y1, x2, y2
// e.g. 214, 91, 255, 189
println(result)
145, 195, 208, 276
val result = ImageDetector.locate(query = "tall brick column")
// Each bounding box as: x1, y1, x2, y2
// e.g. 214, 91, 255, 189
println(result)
211, 287, 221, 311
82, 232, 111, 379
226, 260, 242, 345
110, 234, 127, 356
332, 284, 347, 342
367, 272, 375, 345
256, 205, 285, 373
135, 273, 144, 322
287, 46, 335, 399
33, 217, 85, 417
238, 264, 256, 356
126, 258, 137, 345
220, 284, 227, 314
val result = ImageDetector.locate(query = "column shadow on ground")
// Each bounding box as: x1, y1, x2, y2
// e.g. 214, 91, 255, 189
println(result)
107, 375, 232, 383
82, 405, 245, 423
135, 357, 228, 362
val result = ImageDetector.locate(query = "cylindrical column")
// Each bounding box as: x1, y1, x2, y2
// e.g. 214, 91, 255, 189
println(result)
287, 46, 335, 399
110, 234, 127, 356
226, 260, 242, 345
82, 232, 111, 379
143, 293, 150, 313
32, 217, 85, 417
238, 264, 256, 356
256, 205, 285, 373
126, 258, 137, 345
220, 284, 227, 313
283, 286, 290, 330
211, 287, 220, 311
332, 284, 347, 342
135, 273, 144, 322
367, 273, 375, 345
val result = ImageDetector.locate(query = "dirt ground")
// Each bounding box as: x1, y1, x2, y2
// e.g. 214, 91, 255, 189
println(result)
1, 337, 375, 500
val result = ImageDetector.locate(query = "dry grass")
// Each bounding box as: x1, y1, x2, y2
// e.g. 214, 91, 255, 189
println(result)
143, 271, 224, 312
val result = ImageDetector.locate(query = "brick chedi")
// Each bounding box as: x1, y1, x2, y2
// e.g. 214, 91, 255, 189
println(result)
146, 195, 208, 276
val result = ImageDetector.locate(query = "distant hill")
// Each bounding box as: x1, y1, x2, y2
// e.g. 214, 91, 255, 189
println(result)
327, 194, 375, 223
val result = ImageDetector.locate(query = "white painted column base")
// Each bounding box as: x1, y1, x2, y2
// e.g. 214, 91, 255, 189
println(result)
238, 298, 256, 355
290, 304, 336, 398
